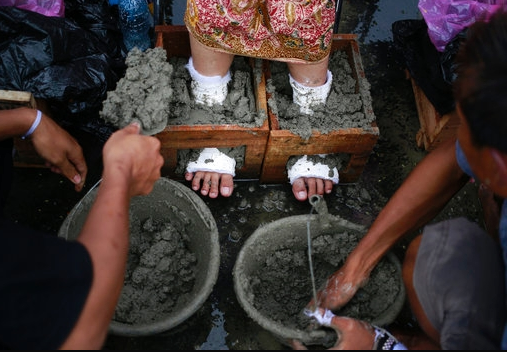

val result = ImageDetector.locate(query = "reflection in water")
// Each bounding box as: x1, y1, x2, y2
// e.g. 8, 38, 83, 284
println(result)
198, 301, 228, 350
356, 0, 422, 43
157, 0, 422, 42
156, 0, 185, 25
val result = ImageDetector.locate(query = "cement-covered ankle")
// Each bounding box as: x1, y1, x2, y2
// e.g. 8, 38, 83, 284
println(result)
287, 154, 339, 185
186, 57, 231, 106
289, 70, 333, 115
186, 147, 236, 176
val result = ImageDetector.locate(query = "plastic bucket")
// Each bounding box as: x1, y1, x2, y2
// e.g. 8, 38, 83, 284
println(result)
58, 177, 220, 336
233, 196, 405, 348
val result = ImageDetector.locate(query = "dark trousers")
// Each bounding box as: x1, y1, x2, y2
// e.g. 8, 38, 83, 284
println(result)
0, 139, 13, 217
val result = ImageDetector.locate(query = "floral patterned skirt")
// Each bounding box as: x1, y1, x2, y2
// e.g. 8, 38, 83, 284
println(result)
184, 0, 336, 63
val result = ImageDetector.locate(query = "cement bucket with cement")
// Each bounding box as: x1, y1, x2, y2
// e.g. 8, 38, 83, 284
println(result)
233, 195, 405, 348
58, 177, 220, 336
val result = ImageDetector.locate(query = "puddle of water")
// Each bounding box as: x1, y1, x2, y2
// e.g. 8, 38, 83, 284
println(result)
357, 0, 423, 43
198, 301, 229, 350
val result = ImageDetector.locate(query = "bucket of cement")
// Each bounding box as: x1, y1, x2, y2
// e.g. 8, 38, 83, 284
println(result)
58, 177, 220, 336
233, 196, 405, 348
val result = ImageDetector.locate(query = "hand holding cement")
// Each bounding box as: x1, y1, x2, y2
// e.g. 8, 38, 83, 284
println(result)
102, 122, 163, 197
308, 267, 368, 312
289, 309, 376, 350
31, 112, 87, 192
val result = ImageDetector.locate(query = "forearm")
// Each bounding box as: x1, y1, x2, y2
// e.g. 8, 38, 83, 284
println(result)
0, 107, 38, 139
347, 139, 470, 274
61, 175, 131, 349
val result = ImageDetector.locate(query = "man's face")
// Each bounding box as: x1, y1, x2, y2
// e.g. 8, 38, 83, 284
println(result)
457, 105, 507, 198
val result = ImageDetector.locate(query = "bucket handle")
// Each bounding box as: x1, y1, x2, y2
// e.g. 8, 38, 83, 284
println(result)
62, 178, 102, 238
309, 194, 329, 216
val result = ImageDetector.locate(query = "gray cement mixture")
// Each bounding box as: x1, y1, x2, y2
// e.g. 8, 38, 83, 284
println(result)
7, 2, 486, 349
114, 215, 197, 325
58, 177, 220, 334
99, 47, 265, 134
266, 49, 376, 140
247, 232, 401, 334
94, 42, 399, 342
234, 199, 404, 348
98, 46, 372, 175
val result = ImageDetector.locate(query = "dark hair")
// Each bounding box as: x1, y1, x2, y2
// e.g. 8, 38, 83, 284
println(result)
453, 8, 507, 153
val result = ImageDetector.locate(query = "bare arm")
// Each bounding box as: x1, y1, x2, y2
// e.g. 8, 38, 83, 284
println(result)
0, 107, 87, 191
59, 123, 163, 349
315, 138, 471, 310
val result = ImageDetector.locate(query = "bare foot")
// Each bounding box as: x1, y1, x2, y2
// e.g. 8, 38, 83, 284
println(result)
291, 177, 334, 202
478, 183, 501, 240
185, 171, 234, 198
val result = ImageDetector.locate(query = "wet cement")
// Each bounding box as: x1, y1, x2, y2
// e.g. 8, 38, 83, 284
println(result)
266, 49, 376, 140
57, 177, 221, 336
94, 30, 393, 343
233, 203, 404, 348
99, 42, 369, 174
100, 47, 265, 132
3, 0, 485, 350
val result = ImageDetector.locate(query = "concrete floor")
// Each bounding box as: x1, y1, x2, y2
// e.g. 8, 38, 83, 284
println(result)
4, 0, 484, 350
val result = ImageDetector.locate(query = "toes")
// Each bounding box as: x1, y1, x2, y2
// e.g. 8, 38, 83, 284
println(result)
191, 172, 204, 192
306, 178, 318, 198
219, 174, 234, 197
200, 173, 212, 196
314, 178, 325, 196
292, 178, 308, 201
324, 179, 334, 194
208, 174, 220, 198
190, 172, 234, 198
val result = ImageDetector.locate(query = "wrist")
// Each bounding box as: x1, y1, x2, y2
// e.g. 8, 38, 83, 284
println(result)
21, 110, 42, 140
372, 326, 407, 350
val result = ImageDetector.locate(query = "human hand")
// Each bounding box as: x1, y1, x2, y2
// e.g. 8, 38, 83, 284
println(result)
289, 309, 376, 350
102, 122, 163, 197
30, 112, 87, 192
308, 266, 369, 312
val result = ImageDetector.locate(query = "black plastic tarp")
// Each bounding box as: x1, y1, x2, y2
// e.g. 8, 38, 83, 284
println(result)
0, 0, 127, 140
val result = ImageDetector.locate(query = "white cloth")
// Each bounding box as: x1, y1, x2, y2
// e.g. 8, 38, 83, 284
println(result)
287, 154, 339, 185
289, 70, 333, 115
186, 148, 236, 176
186, 57, 231, 106
304, 308, 335, 326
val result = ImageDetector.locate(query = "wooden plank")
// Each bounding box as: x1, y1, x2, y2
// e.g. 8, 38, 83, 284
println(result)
409, 74, 459, 151
0, 90, 36, 110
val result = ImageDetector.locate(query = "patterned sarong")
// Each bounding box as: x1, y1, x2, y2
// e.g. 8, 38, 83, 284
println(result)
184, 0, 336, 63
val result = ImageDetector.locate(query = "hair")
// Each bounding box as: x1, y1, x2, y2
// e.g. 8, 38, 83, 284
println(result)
453, 8, 507, 153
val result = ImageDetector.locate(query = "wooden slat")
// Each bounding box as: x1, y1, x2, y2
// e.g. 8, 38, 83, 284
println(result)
409, 73, 459, 151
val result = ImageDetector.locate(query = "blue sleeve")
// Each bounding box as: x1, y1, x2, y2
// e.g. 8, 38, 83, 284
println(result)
455, 140, 476, 179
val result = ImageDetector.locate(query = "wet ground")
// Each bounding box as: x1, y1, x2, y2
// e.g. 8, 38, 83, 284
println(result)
4, 0, 484, 350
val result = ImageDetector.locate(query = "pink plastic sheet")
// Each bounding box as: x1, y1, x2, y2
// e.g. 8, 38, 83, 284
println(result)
418, 0, 504, 51
0, 0, 64, 17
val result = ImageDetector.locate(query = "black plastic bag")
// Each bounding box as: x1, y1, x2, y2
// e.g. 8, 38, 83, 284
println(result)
0, 0, 127, 141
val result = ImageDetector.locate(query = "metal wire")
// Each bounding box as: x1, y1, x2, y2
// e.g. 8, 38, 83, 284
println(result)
307, 203, 319, 311
62, 178, 102, 236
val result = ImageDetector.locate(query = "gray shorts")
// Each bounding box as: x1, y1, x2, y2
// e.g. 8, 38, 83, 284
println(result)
414, 217, 506, 349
